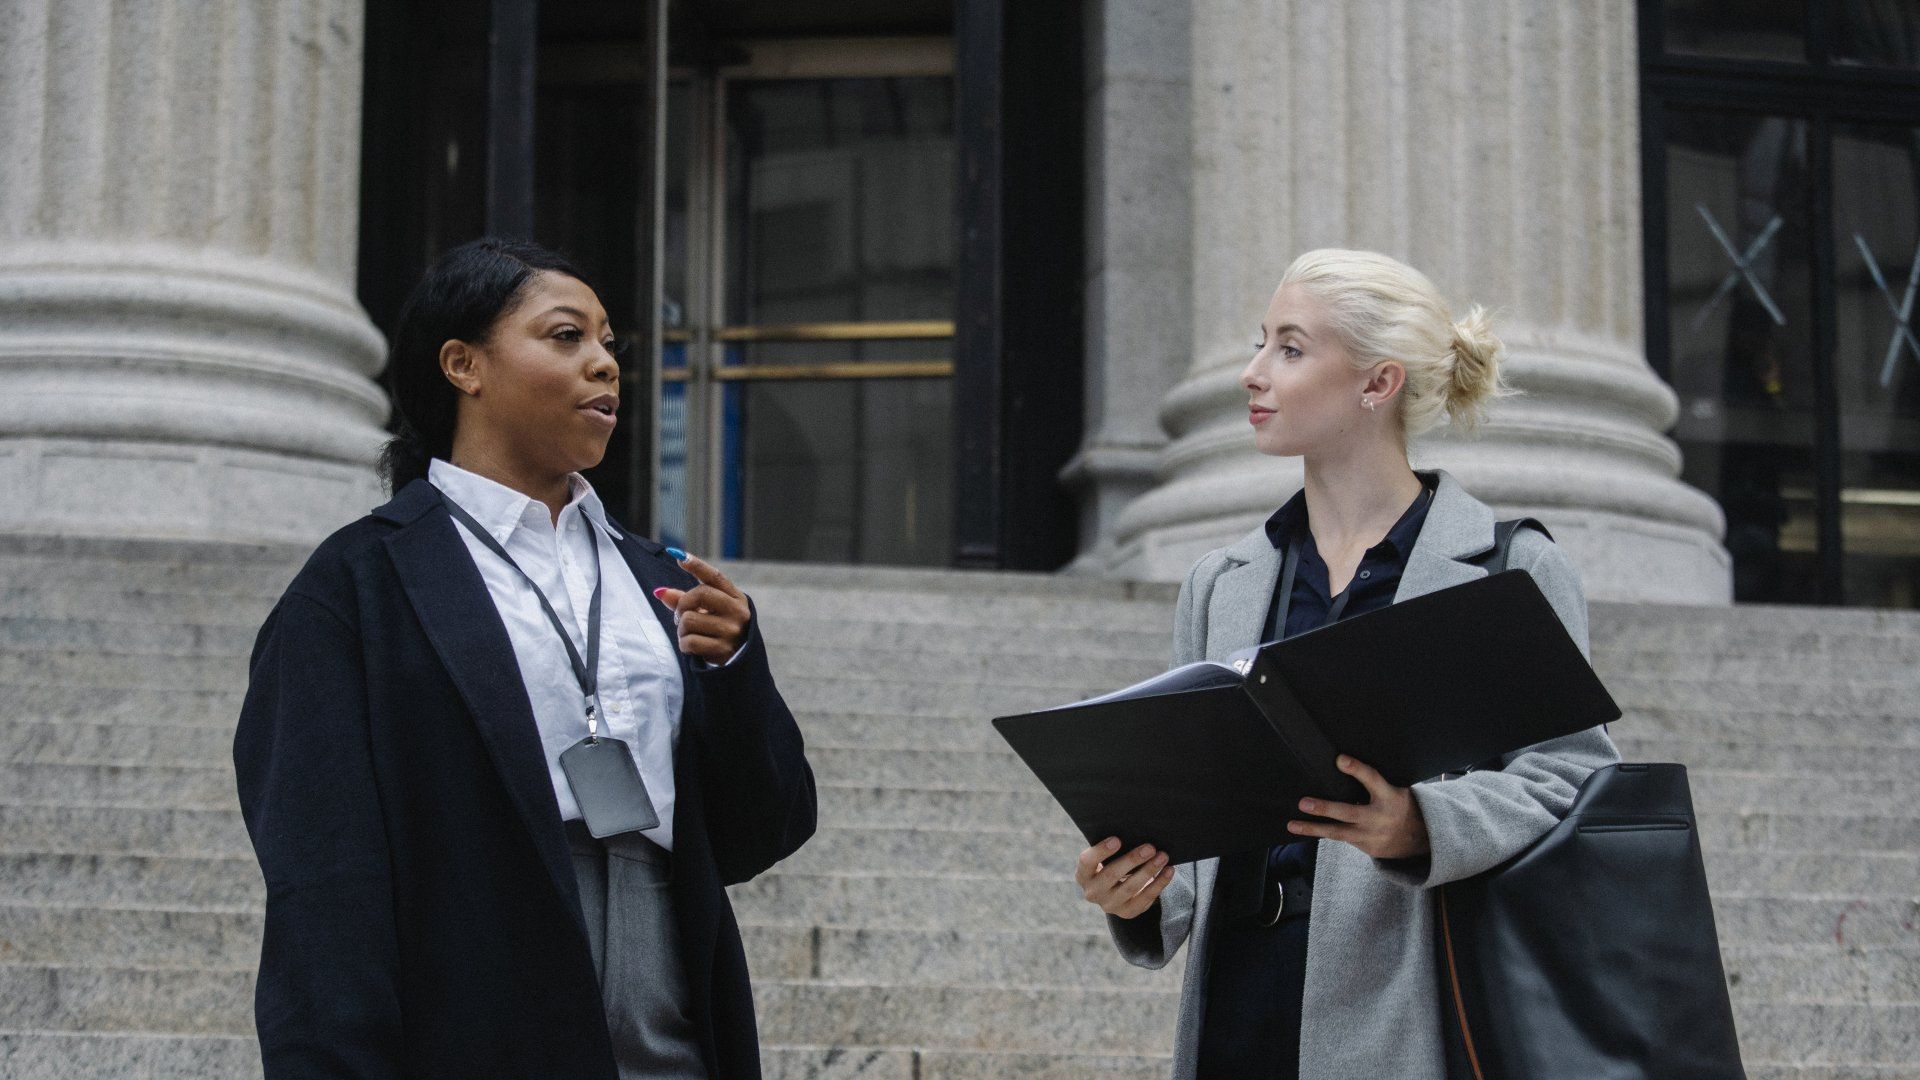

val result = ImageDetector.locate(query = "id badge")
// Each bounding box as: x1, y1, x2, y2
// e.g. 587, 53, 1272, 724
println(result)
558, 735, 661, 838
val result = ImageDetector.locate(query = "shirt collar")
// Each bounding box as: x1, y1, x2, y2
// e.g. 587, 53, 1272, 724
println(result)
1264, 471, 1437, 558
427, 457, 616, 545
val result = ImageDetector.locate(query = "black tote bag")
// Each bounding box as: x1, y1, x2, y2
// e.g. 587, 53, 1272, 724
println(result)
1436, 762, 1747, 1079
1435, 521, 1746, 1079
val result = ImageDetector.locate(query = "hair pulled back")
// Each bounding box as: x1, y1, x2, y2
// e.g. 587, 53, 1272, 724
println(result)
376, 237, 587, 495
1277, 248, 1513, 437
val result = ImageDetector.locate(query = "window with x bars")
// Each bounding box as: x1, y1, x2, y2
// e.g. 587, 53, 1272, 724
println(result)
1645, 0, 1920, 608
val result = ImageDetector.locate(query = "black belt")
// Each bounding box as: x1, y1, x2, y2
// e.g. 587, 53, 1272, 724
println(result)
1255, 869, 1313, 926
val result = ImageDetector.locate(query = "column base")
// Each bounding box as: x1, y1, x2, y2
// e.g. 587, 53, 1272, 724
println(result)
0, 437, 383, 544
0, 242, 391, 544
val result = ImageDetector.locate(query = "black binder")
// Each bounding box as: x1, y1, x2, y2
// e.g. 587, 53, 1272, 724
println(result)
990, 569, 1621, 865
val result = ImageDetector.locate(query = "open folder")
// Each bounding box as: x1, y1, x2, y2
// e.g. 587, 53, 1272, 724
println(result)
990, 569, 1621, 865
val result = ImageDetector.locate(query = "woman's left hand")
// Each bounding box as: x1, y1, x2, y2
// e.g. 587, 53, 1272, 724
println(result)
1286, 754, 1430, 859
651, 553, 752, 663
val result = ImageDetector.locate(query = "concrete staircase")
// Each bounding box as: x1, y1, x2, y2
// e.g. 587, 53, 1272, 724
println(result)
1, 534, 1916, 1078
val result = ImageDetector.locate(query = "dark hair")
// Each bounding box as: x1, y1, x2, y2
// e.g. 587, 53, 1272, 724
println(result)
377, 238, 589, 494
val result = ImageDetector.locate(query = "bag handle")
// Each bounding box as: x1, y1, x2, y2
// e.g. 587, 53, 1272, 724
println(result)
1482, 516, 1551, 576
1442, 513, 1558, 1080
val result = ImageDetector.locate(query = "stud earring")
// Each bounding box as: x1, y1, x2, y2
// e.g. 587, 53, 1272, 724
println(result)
1362, 397, 1376, 412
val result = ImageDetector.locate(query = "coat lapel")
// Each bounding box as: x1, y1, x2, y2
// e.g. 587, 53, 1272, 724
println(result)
1205, 468, 1497, 660
1206, 528, 1285, 660
374, 479, 581, 917
1392, 468, 1498, 602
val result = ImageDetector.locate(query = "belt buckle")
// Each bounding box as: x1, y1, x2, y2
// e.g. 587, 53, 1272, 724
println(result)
1259, 879, 1285, 927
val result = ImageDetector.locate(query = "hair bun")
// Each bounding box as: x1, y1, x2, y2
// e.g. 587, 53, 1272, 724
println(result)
1443, 304, 1510, 430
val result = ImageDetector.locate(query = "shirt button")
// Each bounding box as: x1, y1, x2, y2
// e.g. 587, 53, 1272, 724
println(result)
568, 522, 579, 532
1359, 570, 1371, 579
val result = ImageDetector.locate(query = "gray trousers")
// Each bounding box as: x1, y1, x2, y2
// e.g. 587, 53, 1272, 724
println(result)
564, 819, 708, 1080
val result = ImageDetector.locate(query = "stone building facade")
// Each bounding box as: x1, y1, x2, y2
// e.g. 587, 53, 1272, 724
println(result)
7, 0, 1917, 611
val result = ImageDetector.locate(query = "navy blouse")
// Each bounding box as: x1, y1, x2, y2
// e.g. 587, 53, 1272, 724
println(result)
1260, 472, 1437, 881
1196, 474, 1439, 1079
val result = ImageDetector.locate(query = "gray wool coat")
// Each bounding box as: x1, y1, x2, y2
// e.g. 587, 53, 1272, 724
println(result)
1106, 467, 1619, 1080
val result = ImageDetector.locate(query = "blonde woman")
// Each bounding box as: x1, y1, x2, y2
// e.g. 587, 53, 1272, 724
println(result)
1073, 249, 1619, 1080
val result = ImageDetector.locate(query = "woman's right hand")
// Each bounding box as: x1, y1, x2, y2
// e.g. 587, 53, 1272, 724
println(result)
1075, 836, 1172, 919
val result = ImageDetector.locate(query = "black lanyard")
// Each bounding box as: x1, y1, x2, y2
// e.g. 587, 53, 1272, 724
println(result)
1276, 483, 1432, 635
440, 491, 607, 739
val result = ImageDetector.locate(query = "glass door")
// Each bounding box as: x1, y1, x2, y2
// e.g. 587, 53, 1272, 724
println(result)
657, 41, 957, 565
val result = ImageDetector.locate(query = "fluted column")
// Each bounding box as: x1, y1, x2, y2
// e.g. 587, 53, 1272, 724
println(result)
1104, 0, 1731, 603
0, 0, 388, 544
1061, 0, 1193, 571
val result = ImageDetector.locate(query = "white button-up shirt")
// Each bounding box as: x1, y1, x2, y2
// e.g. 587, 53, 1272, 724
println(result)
428, 458, 684, 850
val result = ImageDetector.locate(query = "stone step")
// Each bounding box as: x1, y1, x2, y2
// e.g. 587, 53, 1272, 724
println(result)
758, 613, 1920, 668
755, 829, 1920, 896
4, 634, 1917, 712
752, 644, 1167, 692
0, 617, 261, 657
743, 923, 1913, 1001
0, 902, 262, 970
3, 721, 233, 767
789, 709, 1920, 761
1587, 598, 1920, 636
9, 896, 1910, 1006
728, 873, 1129, 934
805, 716, 1920, 780
0, 765, 243, 812
0, 685, 244, 728
1618, 707, 1920, 750
5, 677, 1914, 759
0, 806, 253, 859
1721, 945, 1920, 1004
1591, 620, 1920, 654
763, 1047, 1172, 1080
1605, 737, 1920, 779
1711, 896, 1920, 950
0, 743, 1903, 823
1747, 1064, 1920, 1076
741, 925, 1174, 990
2, 582, 1910, 671
10, 597, 1920, 677
749, 981, 1177, 1056
0, 1032, 263, 1080
814, 785, 1920, 854
1732, 1002, 1920, 1064
0, 853, 262, 911
0, 587, 279, 628
805, 673, 1920, 722
1590, 649, 1920, 682
5, 536, 1917, 636
0, 965, 253, 1036
708, 592, 1177, 637
771, 639, 1920, 692
0, 560, 295, 600
4, 837, 1910, 944
0, 653, 251, 693
1, 790, 1912, 884
0, 1033, 1179, 1080
0, 963, 1183, 1056
0, 1032, 1908, 1080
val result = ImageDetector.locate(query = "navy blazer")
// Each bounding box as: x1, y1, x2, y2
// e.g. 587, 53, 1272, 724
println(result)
232, 477, 816, 1079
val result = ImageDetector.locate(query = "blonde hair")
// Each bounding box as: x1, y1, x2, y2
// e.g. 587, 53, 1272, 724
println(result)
1277, 248, 1514, 436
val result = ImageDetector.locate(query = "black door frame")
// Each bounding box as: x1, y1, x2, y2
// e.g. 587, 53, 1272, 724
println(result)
1638, 0, 1920, 604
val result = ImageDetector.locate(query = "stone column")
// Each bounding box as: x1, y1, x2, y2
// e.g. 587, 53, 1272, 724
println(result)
1062, 0, 1194, 571
1104, 0, 1731, 603
0, 0, 389, 545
